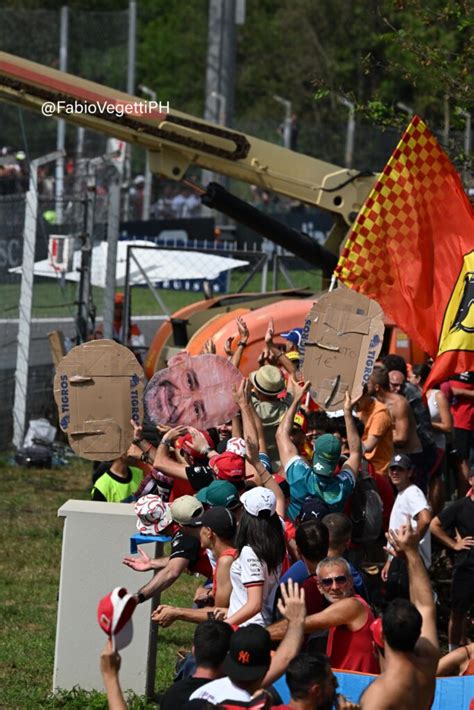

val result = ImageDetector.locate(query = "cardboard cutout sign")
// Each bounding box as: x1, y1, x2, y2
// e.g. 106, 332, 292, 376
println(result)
145, 352, 243, 429
54, 339, 144, 460
301, 287, 384, 411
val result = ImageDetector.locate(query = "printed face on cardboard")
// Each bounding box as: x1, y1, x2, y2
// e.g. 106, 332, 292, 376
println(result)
145, 353, 243, 429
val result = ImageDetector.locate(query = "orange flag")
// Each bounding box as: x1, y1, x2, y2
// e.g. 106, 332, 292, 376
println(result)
335, 115, 474, 390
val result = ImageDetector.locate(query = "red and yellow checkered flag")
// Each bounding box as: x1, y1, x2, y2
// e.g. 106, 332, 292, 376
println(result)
335, 115, 474, 388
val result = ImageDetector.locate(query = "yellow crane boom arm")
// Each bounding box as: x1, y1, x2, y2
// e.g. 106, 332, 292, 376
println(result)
0, 51, 374, 237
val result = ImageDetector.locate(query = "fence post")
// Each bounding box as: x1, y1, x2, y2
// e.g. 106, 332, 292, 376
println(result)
103, 176, 121, 339
13, 150, 64, 449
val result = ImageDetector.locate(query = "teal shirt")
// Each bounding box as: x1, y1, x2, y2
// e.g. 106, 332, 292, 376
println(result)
285, 456, 355, 521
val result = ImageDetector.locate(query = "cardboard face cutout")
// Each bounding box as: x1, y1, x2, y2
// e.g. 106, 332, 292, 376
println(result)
53, 339, 144, 460
301, 287, 384, 411
145, 353, 243, 429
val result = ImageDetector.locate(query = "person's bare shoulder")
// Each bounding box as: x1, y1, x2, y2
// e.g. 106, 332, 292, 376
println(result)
391, 393, 409, 416
360, 677, 389, 709
360, 676, 403, 710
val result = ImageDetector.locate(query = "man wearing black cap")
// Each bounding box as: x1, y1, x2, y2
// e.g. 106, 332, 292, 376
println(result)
190, 580, 306, 704
152, 507, 237, 626
190, 624, 272, 703
382, 454, 431, 601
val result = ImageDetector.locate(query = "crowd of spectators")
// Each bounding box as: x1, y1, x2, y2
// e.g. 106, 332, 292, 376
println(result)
92, 316, 473, 709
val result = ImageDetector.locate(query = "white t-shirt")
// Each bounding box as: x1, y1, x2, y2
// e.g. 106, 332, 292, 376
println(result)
389, 484, 431, 567
227, 545, 281, 626
428, 390, 446, 450
190, 676, 251, 703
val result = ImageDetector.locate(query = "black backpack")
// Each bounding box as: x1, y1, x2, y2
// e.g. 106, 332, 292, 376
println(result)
350, 461, 383, 544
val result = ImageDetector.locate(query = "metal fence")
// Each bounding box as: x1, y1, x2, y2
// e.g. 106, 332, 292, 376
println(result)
0, 174, 326, 451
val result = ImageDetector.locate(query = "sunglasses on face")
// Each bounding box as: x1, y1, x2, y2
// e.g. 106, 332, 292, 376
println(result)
320, 575, 348, 588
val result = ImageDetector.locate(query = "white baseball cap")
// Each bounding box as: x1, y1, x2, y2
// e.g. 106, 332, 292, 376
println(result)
241, 487, 276, 517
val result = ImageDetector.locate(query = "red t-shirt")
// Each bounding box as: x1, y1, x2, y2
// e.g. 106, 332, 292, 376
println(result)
212, 547, 237, 599
326, 595, 380, 674
169, 477, 195, 502
448, 377, 474, 431
302, 575, 325, 616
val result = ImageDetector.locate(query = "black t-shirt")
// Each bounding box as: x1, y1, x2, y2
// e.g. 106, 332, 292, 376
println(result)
439, 497, 474, 569
185, 464, 214, 492
169, 530, 200, 566
160, 676, 210, 710
169, 530, 212, 577
451, 371, 474, 385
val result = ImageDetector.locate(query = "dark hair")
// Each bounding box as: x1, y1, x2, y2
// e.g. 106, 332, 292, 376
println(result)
286, 652, 331, 700
370, 365, 390, 390
325, 415, 346, 437
307, 410, 330, 433
412, 363, 431, 386
382, 354, 408, 378
382, 599, 422, 652
193, 620, 233, 669
295, 520, 329, 563
322, 513, 352, 548
235, 510, 286, 574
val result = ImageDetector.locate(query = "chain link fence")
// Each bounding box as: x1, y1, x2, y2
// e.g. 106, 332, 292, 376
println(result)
0, 177, 308, 450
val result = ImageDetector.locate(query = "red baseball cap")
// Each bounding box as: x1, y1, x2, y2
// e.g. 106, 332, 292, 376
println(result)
210, 451, 246, 481
176, 430, 214, 460
97, 587, 137, 650
370, 617, 384, 649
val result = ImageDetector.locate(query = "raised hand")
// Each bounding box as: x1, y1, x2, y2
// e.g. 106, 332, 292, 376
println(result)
161, 425, 188, 444
130, 418, 143, 440
276, 578, 306, 624
233, 378, 251, 407
385, 515, 419, 557
287, 377, 311, 403
100, 638, 122, 675
202, 338, 216, 355
188, 426, 212, 454
224, 336, 234, 357
264, 317, 275, 346
236, 315, 249, 344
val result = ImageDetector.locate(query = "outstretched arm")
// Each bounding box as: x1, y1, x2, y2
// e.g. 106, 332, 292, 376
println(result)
343, 390, 362, 478
230, 315, 249, 369
386, 519, 439, 657
152, 426, 189, 480
263, 580, 306, 686
100, 640, 127, 710
275, 378, 311, 467
122, 547, 169, 573
268, 596, 362, 641
264, 317, 297, 377
135, 557, 189, 603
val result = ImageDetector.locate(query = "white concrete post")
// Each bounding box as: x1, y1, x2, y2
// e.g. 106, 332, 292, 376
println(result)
53, 500, 163, 695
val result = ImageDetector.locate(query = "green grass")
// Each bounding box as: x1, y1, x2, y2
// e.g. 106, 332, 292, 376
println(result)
0, 457, 196, 709
0, 266, 322, 319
